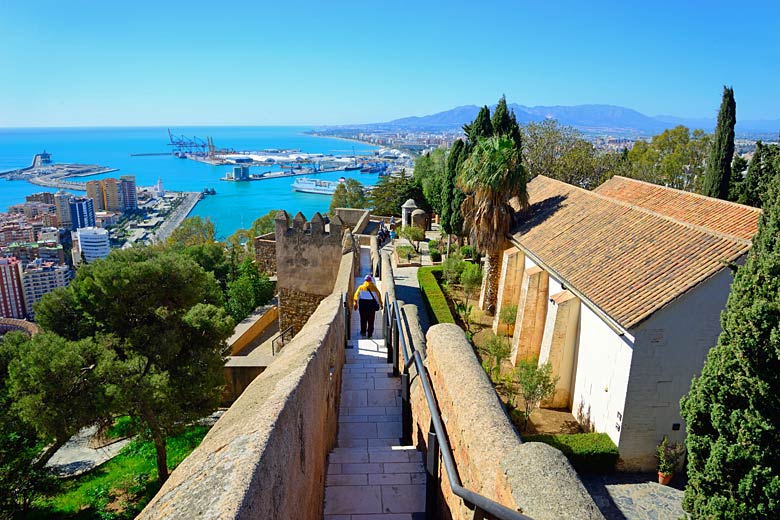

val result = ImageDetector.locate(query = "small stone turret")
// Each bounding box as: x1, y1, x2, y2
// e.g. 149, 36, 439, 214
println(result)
274, 211, 345, 334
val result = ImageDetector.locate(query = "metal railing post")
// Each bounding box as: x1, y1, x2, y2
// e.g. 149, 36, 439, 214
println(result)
401, 372, 411, 445
426, 426, 439, 516
386, 305, 395, 365
391, 316, 400, 377
344, 293, 351, 349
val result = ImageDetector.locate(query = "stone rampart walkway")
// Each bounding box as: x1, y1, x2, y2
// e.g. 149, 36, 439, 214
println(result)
323, 247, 426, 519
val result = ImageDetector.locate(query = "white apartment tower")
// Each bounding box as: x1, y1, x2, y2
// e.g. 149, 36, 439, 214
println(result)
73, 227, 111, 266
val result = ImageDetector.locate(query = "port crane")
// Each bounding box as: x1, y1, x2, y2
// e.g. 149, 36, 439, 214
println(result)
167, 129, 208, 155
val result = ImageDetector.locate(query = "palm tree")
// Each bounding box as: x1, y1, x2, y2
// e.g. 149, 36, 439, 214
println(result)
457, 135, 528, 315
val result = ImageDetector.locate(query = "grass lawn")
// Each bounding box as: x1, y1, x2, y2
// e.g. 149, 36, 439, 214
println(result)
28, 425, 209, 520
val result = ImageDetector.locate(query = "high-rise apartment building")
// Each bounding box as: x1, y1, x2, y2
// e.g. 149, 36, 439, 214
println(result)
26, 192, 56, 205
22, 258, 71, 315
69, 197, 96, 230
72, 227, 110, 266
86, 180, 106, 211
120, 175, 138, 211
54, 190, 73, 229
0, 222, 36, 248
103, 179, 124, 212
0, 257, 26, 318
85, 177, 138, 214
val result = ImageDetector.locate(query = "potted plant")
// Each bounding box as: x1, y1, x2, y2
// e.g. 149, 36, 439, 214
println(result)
656, 436, 684, 485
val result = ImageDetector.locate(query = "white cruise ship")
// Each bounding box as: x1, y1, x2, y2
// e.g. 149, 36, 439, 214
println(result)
291, 177, 344, 195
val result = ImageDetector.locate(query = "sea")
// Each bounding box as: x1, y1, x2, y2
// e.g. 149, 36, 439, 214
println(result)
0, 126, 381, 239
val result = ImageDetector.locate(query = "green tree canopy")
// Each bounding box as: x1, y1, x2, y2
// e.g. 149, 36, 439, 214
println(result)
702, 86, 737, 199
166, 216, 216, 249
521, 119, 625, 189
458, 135, 528, 314
680, 173, 780, 518
463, 105, 493, 144
329, 178, 368, 214
413, 148, 447, 218
35, 248, 234, 484
626, 125, 711, 192
369, 170, 430, 217
5, 333, 112, 467
441, 139, 466, 235
738, 142, 780, 207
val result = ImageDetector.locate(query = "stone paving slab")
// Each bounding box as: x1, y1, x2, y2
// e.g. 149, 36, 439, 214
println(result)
323, 268, 426, 518
580, 473, 687, 520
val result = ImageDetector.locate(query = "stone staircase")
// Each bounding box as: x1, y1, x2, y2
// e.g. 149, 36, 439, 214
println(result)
323, 265, 426, 519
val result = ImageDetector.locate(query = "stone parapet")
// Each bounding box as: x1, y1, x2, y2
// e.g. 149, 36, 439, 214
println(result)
333, 208, 371, 234
414, 324, 601, 520
137, 251, 355, 520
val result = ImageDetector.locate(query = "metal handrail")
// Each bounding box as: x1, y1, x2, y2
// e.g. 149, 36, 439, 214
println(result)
383, 292, 532, 520
271, 325, 294, 356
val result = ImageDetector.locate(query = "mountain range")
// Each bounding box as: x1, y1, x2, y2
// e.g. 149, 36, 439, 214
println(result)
355, 104, 780, 139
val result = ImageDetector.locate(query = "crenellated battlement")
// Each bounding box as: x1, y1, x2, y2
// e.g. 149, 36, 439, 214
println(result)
275, 210, 343, 247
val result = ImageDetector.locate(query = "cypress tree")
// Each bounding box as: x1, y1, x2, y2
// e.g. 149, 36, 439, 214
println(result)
441, 139, 465, 235
492, 95, 513, 135
739, 142, 780, 207
703, 86, 736, 199
463, 105, 493, 144
680, 173, 780, 518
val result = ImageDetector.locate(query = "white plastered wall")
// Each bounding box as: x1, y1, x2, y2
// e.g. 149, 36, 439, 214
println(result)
618, 265, 737, 470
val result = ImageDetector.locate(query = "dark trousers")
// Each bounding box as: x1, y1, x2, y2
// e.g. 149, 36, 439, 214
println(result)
358, 299, 377, 337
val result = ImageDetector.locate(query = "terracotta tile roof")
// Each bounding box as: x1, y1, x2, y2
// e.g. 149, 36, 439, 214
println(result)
594, 175, 761, 241
510, 176, 758, 330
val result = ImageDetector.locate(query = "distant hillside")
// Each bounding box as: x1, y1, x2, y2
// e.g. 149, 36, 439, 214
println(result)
357, 103, 779, 138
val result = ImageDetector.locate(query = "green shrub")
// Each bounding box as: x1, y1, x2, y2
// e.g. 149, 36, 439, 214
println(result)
427, 240, 440, 251
429, 247, 441, 263
417, 266, 455, 325
523, 433, 619, 473
395, 245, 416, 262
460, 245, 475, 258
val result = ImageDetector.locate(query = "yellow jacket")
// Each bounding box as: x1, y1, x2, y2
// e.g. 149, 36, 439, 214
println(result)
353, 282, 382, 309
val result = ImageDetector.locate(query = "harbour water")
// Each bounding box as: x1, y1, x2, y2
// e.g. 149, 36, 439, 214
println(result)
0, 126, 382, 239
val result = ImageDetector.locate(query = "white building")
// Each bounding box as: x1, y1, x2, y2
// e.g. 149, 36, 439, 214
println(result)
498, 175, 760, 469
22, 258, 72, 315
72, 227, 111, 266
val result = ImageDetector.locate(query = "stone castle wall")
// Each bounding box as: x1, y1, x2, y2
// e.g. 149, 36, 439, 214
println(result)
137, 252, 356, 520
253, 232, 276, 275
278, 287, 326, 336
274, 211, 346, 336
411, 325, 602, 520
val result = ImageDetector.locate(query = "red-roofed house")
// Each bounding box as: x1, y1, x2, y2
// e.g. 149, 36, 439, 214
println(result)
496, 175, 760, 469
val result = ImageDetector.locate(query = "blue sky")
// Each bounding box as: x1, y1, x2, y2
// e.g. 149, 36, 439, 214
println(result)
1, 0, 778, 127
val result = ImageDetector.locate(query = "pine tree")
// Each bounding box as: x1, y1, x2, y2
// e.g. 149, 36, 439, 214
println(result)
680, 173, 780, 518
702, 86, 736, 199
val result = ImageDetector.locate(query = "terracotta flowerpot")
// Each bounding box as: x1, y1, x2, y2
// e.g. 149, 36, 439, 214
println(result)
658, 471, 673, 485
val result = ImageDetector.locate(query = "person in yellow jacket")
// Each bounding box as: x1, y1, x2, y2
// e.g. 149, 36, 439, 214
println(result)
353, 275, 383, 338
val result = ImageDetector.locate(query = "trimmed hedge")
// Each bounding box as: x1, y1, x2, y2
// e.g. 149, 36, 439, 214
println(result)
429, 247, 441, 263
417, 266, 456, 325
523, 432, 619, 473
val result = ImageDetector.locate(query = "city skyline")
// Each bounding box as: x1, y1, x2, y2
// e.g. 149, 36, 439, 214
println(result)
1, 0, 779, 127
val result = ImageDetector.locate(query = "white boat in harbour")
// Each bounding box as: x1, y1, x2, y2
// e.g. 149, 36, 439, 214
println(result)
291, 177, 344, 195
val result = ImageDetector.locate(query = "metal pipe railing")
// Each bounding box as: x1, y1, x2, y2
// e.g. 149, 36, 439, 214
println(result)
382, 293, 532, 520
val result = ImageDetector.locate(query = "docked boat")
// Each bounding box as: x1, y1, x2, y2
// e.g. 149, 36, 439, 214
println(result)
344, 164, 362, 171
291, 177, 343, 195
